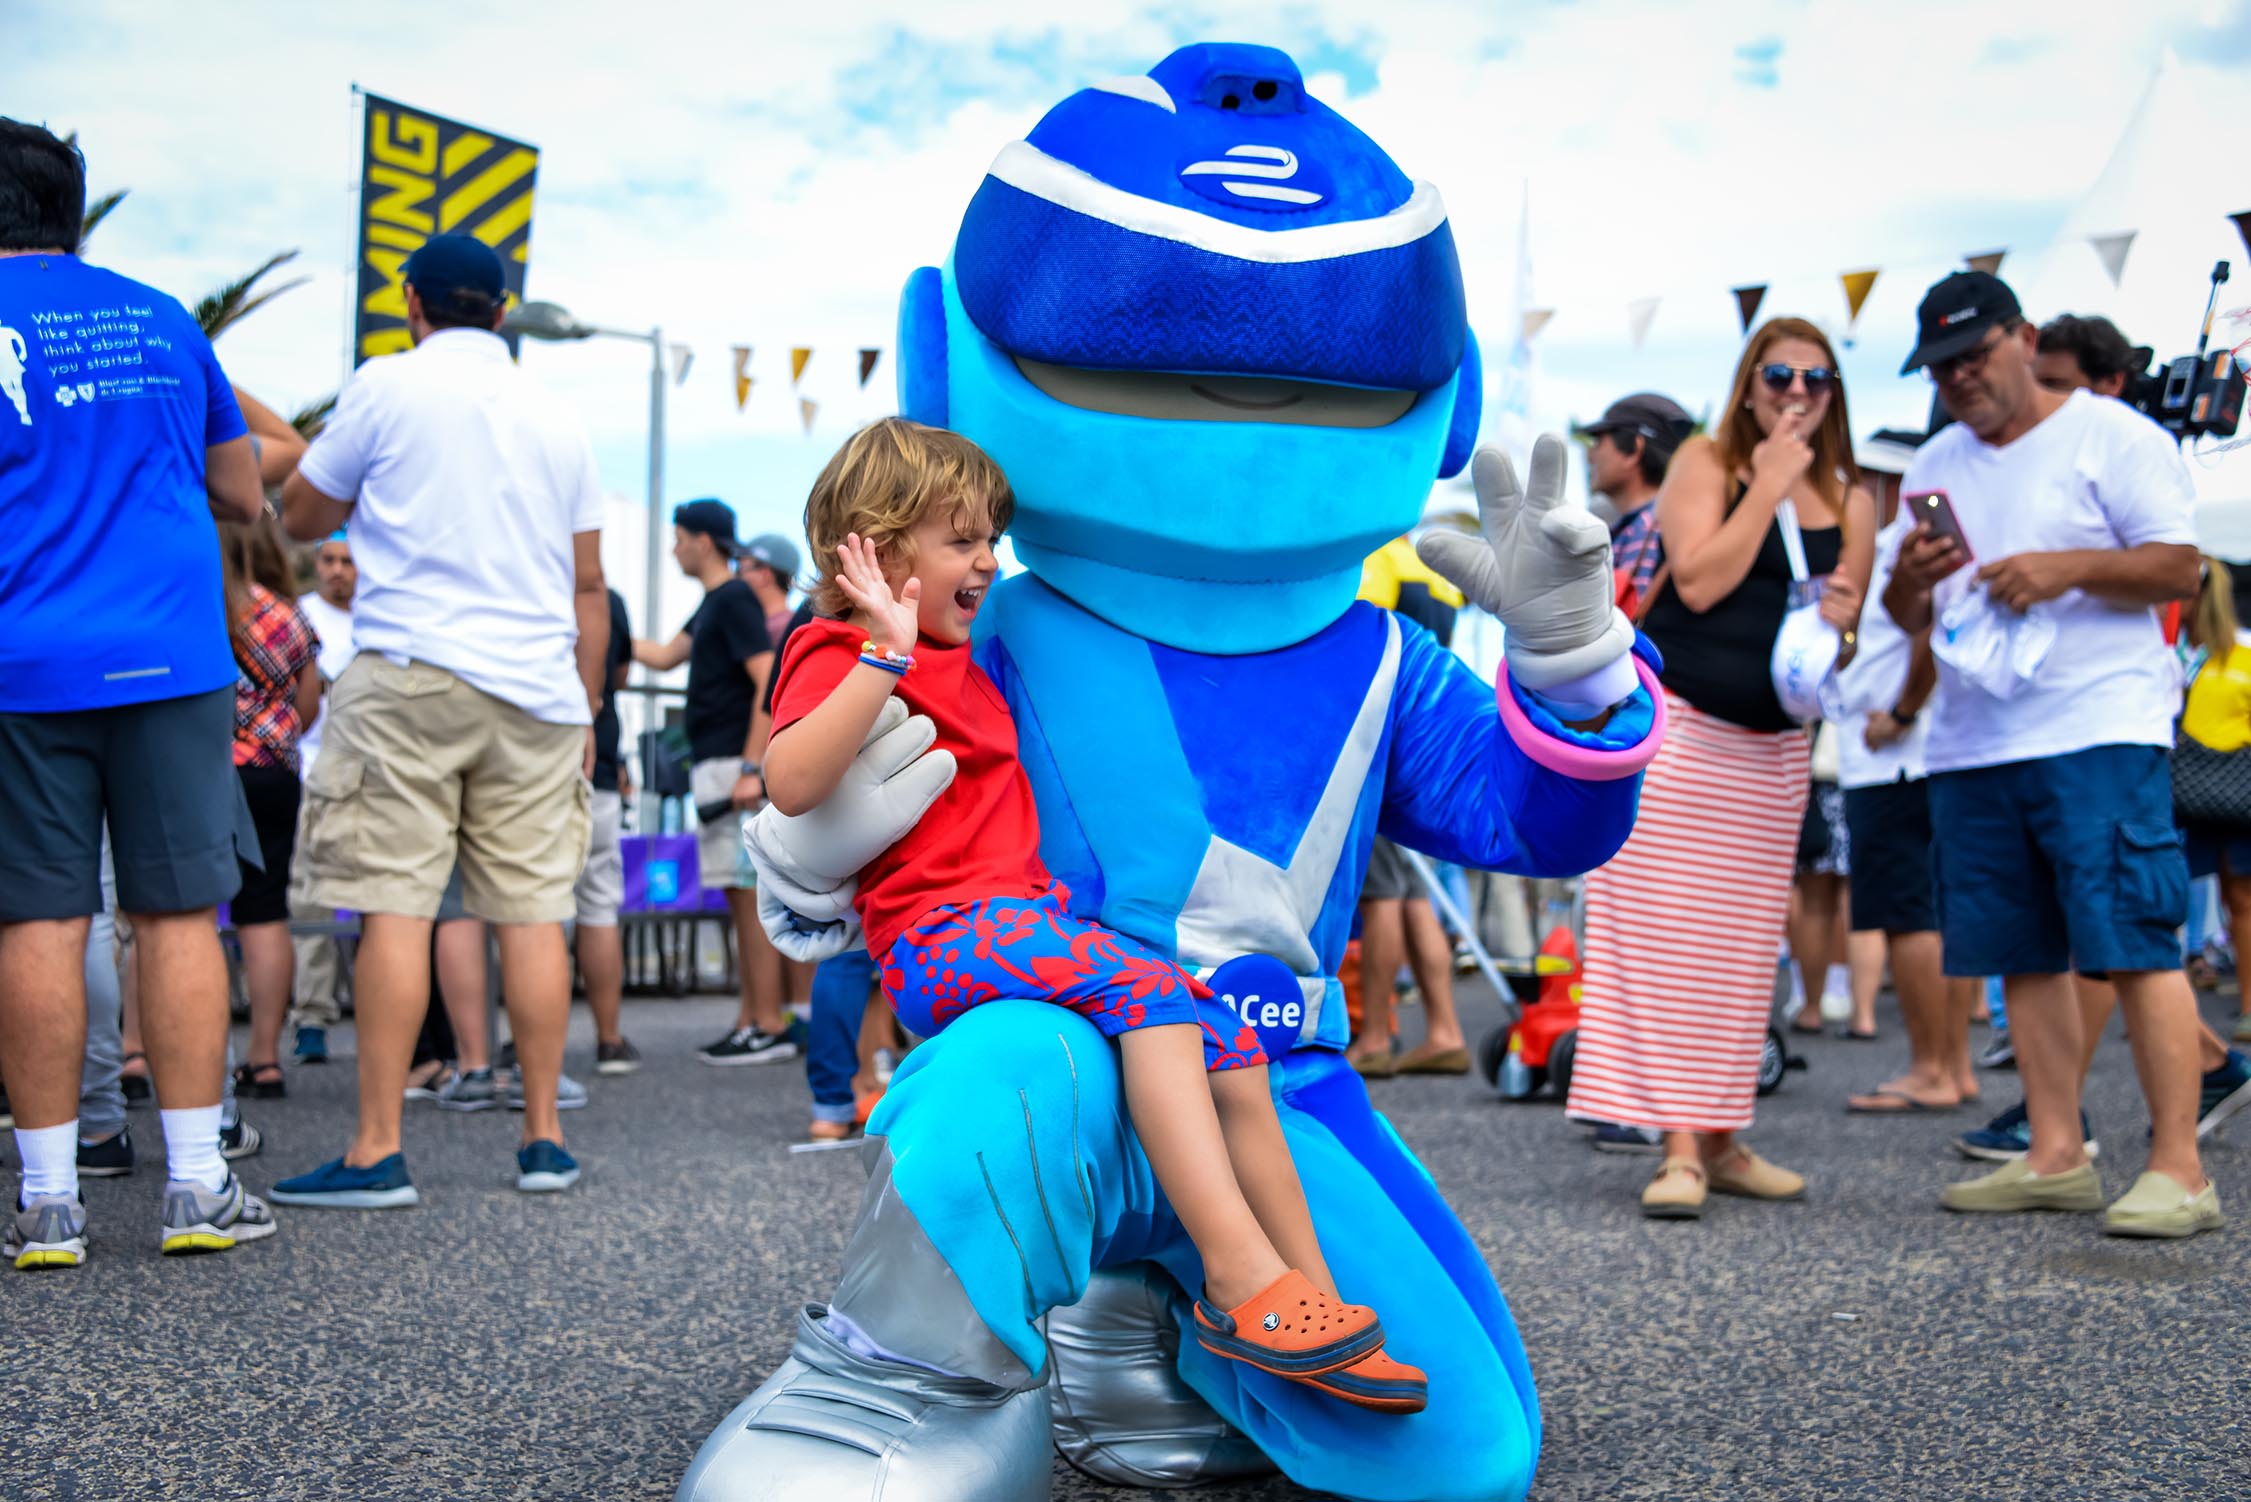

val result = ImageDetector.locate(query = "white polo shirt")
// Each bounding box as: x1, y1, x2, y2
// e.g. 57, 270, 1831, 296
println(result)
298, 328, 602, 725
294, 589, 357, 776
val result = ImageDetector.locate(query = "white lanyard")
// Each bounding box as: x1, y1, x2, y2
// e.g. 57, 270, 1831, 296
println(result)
1776, 497, 1809, 583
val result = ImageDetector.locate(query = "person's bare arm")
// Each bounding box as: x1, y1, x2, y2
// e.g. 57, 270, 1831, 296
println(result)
280, 469, 352, 541
292, 662, 325, 731
205, 435, 264, 524
1978, 542, 2201, 612
1656, 433, 1792, 612
734, 650, 777, 810
1863, 631, 1937, 750
632, 633, 692, 671
233, 386, 308, 485
572, 531, 607, 717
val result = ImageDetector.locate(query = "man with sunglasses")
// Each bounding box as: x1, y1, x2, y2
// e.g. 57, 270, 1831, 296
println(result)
1885, 270, 2219, 1238
1579, 392, 1693, 609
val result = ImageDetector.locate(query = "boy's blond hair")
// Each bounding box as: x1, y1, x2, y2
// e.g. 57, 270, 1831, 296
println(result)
803, 418, 1015, 618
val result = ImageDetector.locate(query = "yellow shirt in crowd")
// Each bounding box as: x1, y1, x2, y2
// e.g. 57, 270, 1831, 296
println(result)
2182, 639, 2251, 753
1358, 536, 1465, 611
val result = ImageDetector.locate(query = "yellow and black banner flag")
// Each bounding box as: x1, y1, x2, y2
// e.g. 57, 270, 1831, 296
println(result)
354, 92, 538, 366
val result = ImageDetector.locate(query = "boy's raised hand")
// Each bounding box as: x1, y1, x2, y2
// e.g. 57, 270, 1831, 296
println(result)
837, 533, 921, 650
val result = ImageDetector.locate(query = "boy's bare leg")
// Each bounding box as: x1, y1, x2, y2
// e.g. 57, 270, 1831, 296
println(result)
1210, 1062, 1336, 1297
1118, 1023, 1286, 1310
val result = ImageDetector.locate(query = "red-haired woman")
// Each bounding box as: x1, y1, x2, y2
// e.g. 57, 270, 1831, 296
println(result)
1567, 317, 1876, 1217
220, 515, 323, 1098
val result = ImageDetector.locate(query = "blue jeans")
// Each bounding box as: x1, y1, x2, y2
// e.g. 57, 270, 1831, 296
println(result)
807, 951, 875, 1126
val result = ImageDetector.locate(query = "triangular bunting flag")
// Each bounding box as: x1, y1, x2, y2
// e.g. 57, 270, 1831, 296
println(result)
671, 345, 694, 388
799, 397, 818, 434
731, 346, 752, 412
1626, 297, 1659, 351
1966, 250, 2006, 275
1840, 269, 1879, 325
1520, 309, 1555, 341
1731, 285, 1767, 333
790, 347, 812, 386
2229, 210, 2251, 260
2090, 231, 2135, 287
858, 348, 881, 387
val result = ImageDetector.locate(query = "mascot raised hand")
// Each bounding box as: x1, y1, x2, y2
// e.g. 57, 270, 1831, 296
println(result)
679, 42, 1661, 1502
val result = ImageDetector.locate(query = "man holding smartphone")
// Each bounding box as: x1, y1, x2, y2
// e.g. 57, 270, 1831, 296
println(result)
1885, 270, 2219, 1238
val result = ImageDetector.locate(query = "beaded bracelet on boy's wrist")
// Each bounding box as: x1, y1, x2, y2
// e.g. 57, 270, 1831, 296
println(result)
859, 641, 914, 676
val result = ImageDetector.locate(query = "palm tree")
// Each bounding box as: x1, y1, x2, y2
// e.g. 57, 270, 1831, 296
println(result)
193, 250, 312, 342
289, 393, 337, 439
65, 133, 127, 249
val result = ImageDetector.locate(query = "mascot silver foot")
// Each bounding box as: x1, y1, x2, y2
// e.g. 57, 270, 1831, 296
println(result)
680, 43, 1661, 1502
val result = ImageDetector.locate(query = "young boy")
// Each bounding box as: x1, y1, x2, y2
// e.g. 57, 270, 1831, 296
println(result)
763, 418, 1425, 1412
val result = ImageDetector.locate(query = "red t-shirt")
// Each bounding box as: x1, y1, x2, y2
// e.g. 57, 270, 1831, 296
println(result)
770, 618, 1050, 957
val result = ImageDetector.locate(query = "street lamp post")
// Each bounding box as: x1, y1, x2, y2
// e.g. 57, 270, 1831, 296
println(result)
503, 300, 668, 643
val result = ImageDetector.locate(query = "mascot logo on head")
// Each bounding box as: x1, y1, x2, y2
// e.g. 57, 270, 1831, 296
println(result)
897, 42, 1482, 656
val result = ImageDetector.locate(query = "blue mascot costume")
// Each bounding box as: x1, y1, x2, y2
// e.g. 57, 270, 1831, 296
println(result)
680, 43, 1663, 1502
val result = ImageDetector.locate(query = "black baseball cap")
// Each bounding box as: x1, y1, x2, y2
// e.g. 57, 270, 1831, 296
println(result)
1900, 270, 2023, 375
400, 233, 506, 311
1575, 392, 1692, 449
672, 498, 740, 555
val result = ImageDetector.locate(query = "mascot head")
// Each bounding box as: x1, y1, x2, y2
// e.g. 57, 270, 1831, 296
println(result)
898, 42, 1479, 654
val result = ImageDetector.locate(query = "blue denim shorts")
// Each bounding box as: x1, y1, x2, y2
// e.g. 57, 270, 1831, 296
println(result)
1928, 744, 2188, 978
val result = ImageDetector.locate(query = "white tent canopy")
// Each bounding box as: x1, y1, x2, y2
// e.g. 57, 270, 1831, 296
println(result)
2009, 51, 2251, 553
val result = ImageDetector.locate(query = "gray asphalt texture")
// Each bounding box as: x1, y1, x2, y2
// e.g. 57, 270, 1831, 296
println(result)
5, 979, 2248, 1502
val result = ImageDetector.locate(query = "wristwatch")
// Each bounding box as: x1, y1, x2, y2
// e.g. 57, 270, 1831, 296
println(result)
1889, 704, 1918, 725
740, 759, 762, 778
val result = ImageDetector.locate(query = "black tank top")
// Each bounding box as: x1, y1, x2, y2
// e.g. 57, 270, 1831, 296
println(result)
1641, 495, 1842, 733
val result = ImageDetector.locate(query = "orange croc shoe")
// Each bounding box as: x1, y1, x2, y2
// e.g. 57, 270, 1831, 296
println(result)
1192, 1270, 1383, 1377
1300, 1346, 1428, 1413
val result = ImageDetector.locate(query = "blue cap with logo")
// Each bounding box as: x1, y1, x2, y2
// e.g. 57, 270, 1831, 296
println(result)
401, 233, 507, 314
951, 43, 1466, 394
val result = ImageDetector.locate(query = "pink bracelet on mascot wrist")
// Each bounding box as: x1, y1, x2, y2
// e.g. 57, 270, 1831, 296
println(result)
1494, 652, 1665, 781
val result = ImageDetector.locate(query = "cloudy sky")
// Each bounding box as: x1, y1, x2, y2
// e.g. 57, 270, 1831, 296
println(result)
16, 0, 2250, 625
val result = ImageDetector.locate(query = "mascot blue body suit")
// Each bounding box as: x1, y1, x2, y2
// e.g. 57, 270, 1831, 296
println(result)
681, 44, 1660, 1502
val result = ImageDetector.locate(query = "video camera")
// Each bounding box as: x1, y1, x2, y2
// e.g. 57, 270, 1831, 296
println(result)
2127, 261, 2246, 442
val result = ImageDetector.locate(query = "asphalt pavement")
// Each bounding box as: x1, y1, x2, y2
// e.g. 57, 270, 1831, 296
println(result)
4, 978, 2247, 1502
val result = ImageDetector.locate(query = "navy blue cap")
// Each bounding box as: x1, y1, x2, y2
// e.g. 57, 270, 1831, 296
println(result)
672, 498, 740, 555
401, 233, 506, 310
952, 43, 1466, 392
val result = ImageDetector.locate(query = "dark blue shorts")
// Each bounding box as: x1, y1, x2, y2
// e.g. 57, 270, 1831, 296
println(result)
2183, 829, 2251, 880
880, 886, 1268, 1072
1928, 744, 2187, 978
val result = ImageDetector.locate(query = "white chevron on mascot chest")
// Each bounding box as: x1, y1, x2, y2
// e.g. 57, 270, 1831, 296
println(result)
680, 41, 1666, 1502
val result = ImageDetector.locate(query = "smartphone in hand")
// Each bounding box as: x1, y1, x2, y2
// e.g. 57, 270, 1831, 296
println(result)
1903, 489, 1973, 562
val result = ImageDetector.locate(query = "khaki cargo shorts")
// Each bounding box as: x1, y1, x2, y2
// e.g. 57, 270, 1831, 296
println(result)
297, 657, 591, 923
691, 756, 756, 892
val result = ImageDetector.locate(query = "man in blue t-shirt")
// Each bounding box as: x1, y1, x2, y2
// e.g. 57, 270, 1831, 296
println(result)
0, 120, 281, 1269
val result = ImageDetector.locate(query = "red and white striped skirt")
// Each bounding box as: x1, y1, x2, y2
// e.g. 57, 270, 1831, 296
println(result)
1565, 691, 1810, 1134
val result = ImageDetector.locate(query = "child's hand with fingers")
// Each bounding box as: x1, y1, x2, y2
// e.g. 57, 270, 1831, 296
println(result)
836, 533, 922, 651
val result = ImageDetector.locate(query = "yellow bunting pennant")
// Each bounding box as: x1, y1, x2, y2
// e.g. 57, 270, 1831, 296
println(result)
799, 396, 818, 433
1520, 309, 1555, 341
790, 347, 812, 386
1732, 285, 1767, 333
2089, 232, 2135, 286
1840, 269, 1879, 325
858, 348, 881, 387
731, 346, 752, 412
1966, 250, 2006, 275
1626, 297, 1659, 351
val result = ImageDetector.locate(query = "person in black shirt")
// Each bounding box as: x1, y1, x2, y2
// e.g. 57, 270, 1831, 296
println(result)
632, 500, 794, 1066
573, 586, 638, 1073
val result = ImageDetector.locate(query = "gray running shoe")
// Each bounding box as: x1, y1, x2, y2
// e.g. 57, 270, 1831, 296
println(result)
7, 1193, 88, 1271
435, 1066, 500, 1113
594, 1038, 642, 1076
505, 1070, 588, 1112
159, 1174, 279, 1256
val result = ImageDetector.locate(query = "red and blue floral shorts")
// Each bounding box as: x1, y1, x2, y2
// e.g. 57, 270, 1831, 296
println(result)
880, 886, 1268, 1073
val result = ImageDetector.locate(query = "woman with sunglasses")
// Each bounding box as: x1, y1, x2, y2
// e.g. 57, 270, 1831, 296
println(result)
1566, 316, 1876, 1218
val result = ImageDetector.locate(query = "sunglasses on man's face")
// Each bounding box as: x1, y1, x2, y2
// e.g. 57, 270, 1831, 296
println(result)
1758, 363, 1837, 395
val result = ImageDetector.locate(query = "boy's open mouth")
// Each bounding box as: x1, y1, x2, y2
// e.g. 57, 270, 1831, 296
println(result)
954, 585, 986, 613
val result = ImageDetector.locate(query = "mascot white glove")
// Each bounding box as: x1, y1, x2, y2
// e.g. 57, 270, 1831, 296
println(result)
744, 698, 957, 962
1418, 435, 1637, 697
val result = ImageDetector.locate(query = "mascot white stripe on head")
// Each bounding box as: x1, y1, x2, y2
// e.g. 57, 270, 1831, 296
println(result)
686, 42, 1660, 1502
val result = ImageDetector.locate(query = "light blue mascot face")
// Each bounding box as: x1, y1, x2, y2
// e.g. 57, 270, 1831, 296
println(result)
897, 42, 1480, 656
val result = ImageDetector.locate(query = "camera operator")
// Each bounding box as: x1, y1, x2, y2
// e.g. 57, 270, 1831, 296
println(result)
2034, 313, 2146, 400
1886, 270, 2220, 1239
